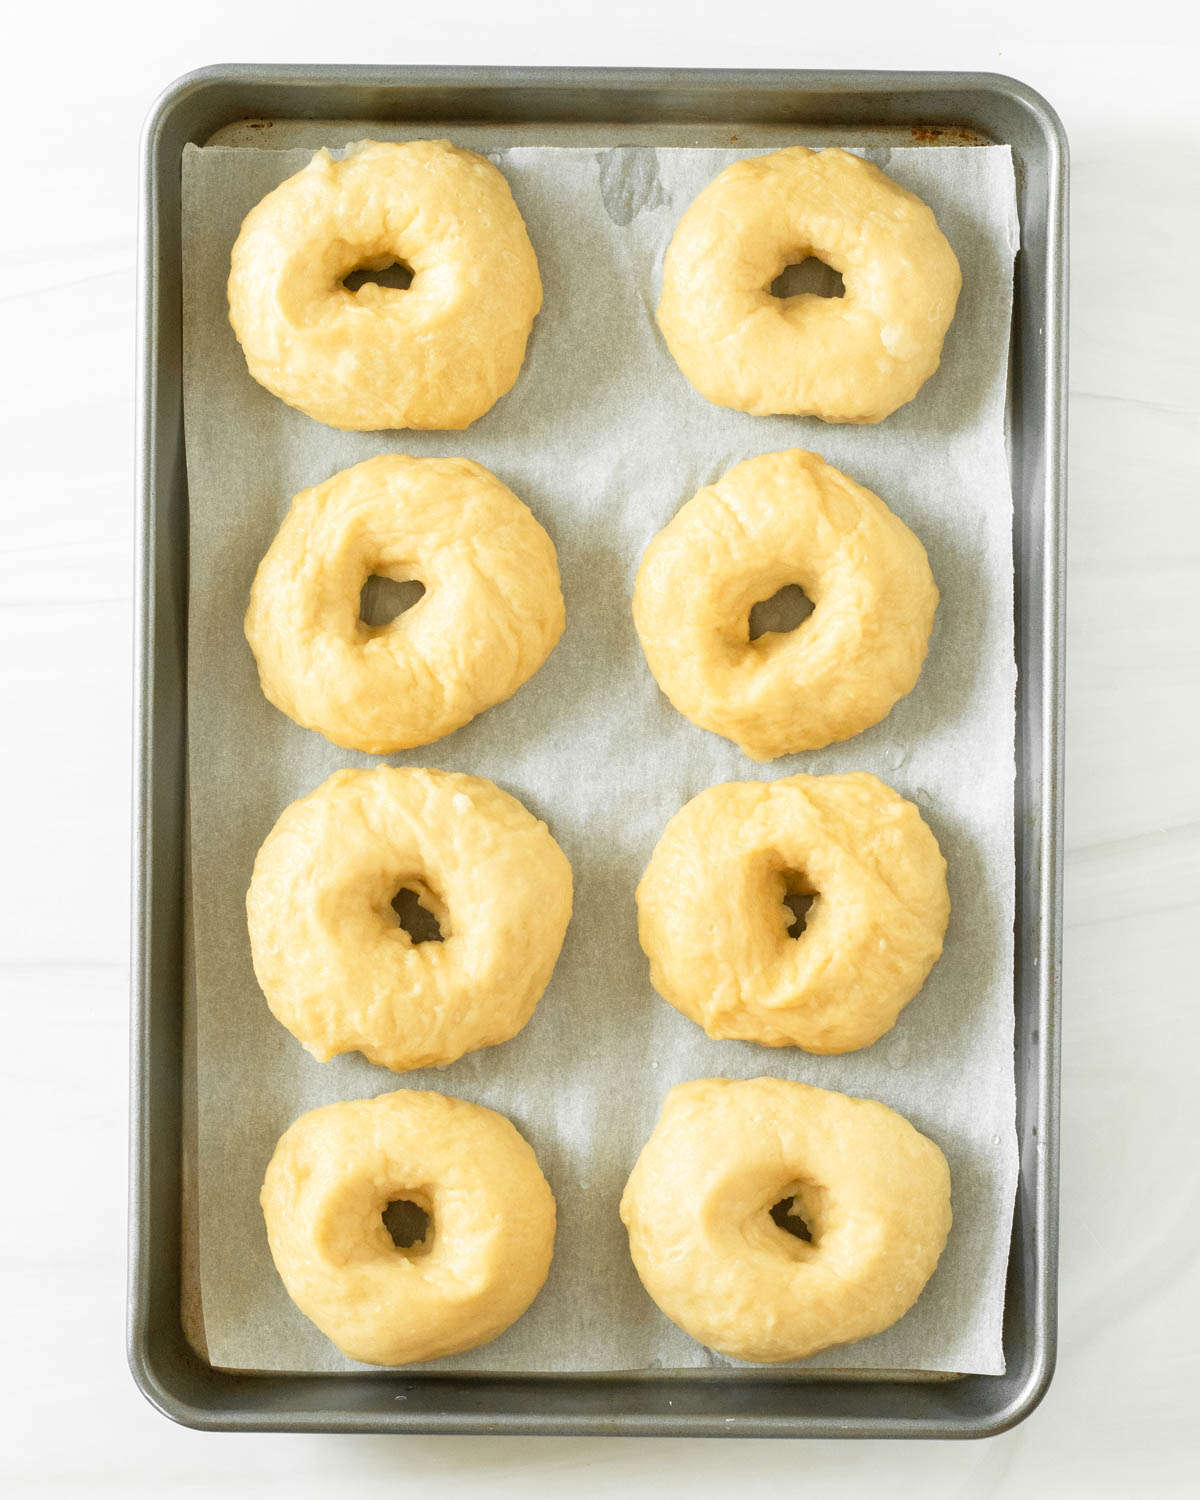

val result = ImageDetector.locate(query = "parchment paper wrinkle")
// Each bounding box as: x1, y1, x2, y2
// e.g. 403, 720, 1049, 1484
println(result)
182, 142, 1019, 1375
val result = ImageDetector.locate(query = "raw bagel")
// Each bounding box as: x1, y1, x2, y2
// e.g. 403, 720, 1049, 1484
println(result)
247, 767, 573, 1072
632, 450, 937, 761
657, 147, 961, 423
245, 455, 564, 754
228, 140, 542, 430
620, 1077, 951, 1363
262, 1089, 556, 1365
636, 772, 949, 1053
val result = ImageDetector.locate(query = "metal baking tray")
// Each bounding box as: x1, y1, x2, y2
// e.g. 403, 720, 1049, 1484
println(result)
131, 65, 1066, 1438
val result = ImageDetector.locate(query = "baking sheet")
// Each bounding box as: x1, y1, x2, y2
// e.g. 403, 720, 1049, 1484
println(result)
181, 140, 1020, 1376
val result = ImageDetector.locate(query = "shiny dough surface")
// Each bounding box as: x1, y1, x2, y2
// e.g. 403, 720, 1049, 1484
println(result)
228, 140, 542, 430
636, 772, 949, 1053
262, 1090, 556, 1366
620, 1077, 951, 1363
247, 767, 573, 1072
657, 147, 962, 423
245, 454, 564, 754
633, 449, 938, 761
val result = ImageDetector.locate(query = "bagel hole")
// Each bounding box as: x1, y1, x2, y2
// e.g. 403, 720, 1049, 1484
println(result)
382, 1198, 431, 1251
783, 890, 816, 939
343, 259, 414, 292
770, 257, 845, 300
749, 584, 814, 640
391, 887, 444, 944
360, 575, 426, 628
770, 1196, 814, 1243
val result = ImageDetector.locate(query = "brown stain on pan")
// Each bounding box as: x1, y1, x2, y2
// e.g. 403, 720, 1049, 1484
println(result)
910, 124, 989, 146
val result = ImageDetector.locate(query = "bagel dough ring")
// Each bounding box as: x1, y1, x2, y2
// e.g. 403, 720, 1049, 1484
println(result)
245, 455, 565, 754
247, 767, 573, 1072
262, 1089, 556, 1365
657, 147, 962, 423
620, 1077, 951, 1363
632, 450, 938, 761
636, 772, 949, 1053
228, 140, 542, 430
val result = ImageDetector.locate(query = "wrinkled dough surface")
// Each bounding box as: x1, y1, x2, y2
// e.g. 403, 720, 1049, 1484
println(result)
247, 767, 573, 1071
245, 454, 564, 754
262, 1090, 556, 1365
636, 772, 949, 1052
228, 140, 542, 430
620, 1077, 951, 1362
657, 147, 961, 423
633, 449, 938, 760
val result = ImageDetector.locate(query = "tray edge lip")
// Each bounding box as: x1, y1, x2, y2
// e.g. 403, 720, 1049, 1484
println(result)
138, 61, 1072, 139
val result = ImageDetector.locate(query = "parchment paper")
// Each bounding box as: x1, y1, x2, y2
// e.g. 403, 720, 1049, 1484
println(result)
182, 141, 1020, 1375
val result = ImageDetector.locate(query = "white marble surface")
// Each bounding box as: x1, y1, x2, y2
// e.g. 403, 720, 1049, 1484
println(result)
1, 2, 1197, 1493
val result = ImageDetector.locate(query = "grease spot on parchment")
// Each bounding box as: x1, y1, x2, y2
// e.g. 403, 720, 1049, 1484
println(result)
596, 149, 667, 226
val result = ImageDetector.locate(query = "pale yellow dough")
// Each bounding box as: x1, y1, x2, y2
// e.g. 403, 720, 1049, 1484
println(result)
620, 1077, 951, 1363
633, 450, 938, 761
227, 140, 542, 430
247, 768, 573, 1072
262, 1090, 556, 1366
245, 455, 564, 754
657, 147, 962, 423
637, 772, 949, 1053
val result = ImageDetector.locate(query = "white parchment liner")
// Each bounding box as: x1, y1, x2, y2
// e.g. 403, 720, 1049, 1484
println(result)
182, 141, 1019, 1374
